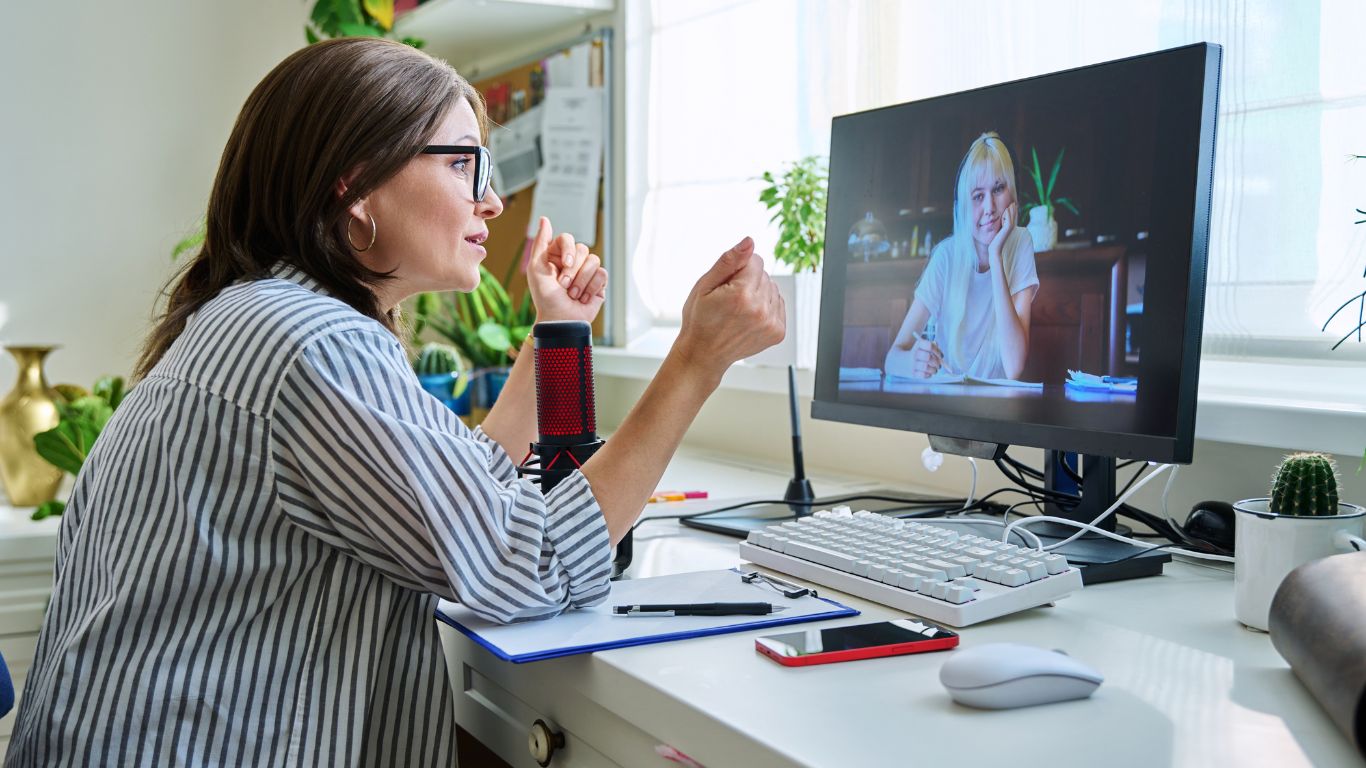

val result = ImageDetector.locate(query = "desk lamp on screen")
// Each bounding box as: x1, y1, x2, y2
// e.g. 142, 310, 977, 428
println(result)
808, 43, 1220, 584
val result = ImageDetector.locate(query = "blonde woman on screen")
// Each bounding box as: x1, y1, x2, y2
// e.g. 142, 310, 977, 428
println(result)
885, 132, 1039, 381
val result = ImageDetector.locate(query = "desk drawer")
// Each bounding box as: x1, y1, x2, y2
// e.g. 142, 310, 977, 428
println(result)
440, 626, 676, 768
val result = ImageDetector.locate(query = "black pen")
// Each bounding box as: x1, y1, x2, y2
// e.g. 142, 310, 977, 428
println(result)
612, 602, 786, 617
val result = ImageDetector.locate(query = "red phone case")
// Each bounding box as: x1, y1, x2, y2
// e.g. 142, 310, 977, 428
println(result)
755, 632, 958, 667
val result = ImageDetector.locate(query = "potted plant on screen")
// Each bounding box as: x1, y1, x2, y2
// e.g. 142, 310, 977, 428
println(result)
750, 154, 827, 369
409, 266, 534, 425
1021, 146, 1080, 252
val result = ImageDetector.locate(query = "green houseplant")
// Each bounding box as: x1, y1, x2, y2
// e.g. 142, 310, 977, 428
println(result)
409, 263, 535, 422
306, 0, 424, 48
750, 155, 827, 369
758, 155, 827, 274
30, 376, 126, 520
1020, 147, 1080, 252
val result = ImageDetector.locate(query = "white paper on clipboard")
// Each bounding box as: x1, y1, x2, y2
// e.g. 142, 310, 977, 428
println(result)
526, 86, 603, 245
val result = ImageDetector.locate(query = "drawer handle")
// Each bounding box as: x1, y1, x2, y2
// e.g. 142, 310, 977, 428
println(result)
528, 718, 565, 767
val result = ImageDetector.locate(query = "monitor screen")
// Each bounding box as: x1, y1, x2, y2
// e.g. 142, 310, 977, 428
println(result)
812, 43, 1220, 464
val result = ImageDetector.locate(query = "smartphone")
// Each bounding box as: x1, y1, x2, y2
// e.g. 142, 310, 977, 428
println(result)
755, 619, 958, 667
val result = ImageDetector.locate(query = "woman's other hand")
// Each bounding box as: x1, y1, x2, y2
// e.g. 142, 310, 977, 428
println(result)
988, 202, 1017, 263
910, 335, 943, 378
674, 237, 786, 381
525, 216, 608, 324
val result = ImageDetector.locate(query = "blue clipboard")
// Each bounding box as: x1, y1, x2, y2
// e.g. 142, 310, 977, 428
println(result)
434, 568, 858, 663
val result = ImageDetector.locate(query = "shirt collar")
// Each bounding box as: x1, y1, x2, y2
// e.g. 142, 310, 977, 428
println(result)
267, 262, 334, 297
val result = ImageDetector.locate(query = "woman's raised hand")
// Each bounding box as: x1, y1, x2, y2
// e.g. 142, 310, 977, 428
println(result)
989, 202, 1017, 260
525, 216, 608, 324
674, 237, 786, 378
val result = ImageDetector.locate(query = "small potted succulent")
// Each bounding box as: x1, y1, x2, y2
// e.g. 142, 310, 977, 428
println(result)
413, 343, 470, 420
1233, 452, 1366, 631
409, 265, 534, 424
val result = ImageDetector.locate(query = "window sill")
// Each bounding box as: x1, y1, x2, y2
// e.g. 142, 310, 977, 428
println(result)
595, 340, 1366, 458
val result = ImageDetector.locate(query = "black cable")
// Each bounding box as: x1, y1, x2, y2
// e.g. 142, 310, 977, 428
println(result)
1003, 452, 1044, 480
1116, 462, 1148, 498
993, 458, 1083, 506
634, 492, 966, 534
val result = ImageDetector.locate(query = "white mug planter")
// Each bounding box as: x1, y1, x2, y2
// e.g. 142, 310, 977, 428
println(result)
748, 271, 822, 369
1233, 498, 1366, 631
1026, 205, 1057, 252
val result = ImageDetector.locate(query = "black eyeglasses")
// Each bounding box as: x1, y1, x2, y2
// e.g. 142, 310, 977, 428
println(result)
421, 145, 493, 202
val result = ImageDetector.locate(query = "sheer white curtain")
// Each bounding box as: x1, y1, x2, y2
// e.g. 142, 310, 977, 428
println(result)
626, 0, 1366, 364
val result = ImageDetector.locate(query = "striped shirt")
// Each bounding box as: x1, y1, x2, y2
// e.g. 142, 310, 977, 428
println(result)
7, 266, 612, 766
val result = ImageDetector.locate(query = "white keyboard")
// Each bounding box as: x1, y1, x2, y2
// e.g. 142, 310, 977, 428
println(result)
738, 507, 1083, 627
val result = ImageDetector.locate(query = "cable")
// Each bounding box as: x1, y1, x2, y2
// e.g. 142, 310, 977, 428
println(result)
652, 492, 966, 533
901, 515, 1045, 550
963, 458, 978, 510
1116, 461, 1148, 497
1006, 462, 1175, 551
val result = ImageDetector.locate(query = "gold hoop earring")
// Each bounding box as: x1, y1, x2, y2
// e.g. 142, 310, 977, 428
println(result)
347, 212, 377, 253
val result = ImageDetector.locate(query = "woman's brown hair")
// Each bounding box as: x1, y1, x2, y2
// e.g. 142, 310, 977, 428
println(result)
134, 37, 487, 380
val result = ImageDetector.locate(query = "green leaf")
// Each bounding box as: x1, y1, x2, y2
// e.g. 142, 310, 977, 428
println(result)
334, 0, 365, 26
171, 223, 205, 261
1030, 147, 1046, 204
31, 500, 64, 521
305, 25, 322, 44
477, 321, 513, 354
1045, 147, 1064, 201
33, 422, 89, 476
337, 21, 382, 37
93, 376, 125, 410
400, 36, 426, 49
1056, 197, 1080, 216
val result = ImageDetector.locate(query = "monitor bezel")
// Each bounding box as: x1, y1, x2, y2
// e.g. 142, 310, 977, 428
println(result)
811, 43, 1222, 465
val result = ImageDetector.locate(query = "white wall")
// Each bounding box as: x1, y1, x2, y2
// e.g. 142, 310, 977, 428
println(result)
0, 0, 308, 389
596, 374, 1366, 522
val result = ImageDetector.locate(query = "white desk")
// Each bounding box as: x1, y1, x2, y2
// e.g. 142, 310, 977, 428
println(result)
438, 450, 1359, 768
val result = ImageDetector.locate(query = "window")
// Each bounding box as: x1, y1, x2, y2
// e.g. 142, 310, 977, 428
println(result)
625, 0, 1366, 369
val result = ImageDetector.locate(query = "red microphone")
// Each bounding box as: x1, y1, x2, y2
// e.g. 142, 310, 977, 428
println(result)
532, 320, 599, 450
516, 320, 631, 576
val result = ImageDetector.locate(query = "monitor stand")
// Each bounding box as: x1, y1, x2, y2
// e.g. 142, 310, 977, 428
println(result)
1036, 451, 1170, 585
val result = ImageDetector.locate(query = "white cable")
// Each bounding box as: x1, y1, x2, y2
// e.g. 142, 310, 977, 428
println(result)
1003, 515, 1235, 563
915, 516, 1045, 550
1006, 462, 1175, 551
962, 458, 978, 510
1160, 463, 1180, 524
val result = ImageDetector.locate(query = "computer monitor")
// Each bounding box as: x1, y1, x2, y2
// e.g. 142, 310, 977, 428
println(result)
811, 43, 1221, 580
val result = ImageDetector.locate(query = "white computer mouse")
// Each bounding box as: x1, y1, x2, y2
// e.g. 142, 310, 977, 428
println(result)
939, 642, 1103, 710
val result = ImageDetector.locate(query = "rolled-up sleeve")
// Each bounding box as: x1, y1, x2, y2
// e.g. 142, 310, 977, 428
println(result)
267, 328, 612, 623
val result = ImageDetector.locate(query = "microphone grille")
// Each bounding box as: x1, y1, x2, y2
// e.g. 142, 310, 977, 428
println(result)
533, 323, 597, 442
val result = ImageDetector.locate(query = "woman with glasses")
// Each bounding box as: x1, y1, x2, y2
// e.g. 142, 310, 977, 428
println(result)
884, 132, 1039, 381
7, 38, 785, 766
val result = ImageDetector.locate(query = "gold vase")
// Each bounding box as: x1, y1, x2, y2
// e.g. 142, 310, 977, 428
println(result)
0, 346, 64, 507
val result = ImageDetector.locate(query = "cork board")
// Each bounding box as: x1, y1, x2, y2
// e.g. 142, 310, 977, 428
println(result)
472, 40, 606, 337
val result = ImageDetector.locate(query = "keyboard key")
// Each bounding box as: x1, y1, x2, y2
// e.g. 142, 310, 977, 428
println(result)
1043, 555, 1069, 574
945, 586, 974, 604
902, 563, 948, 582
999, 568, 1028, 587
786, 541, 858, 571
896, 572, 922, 591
